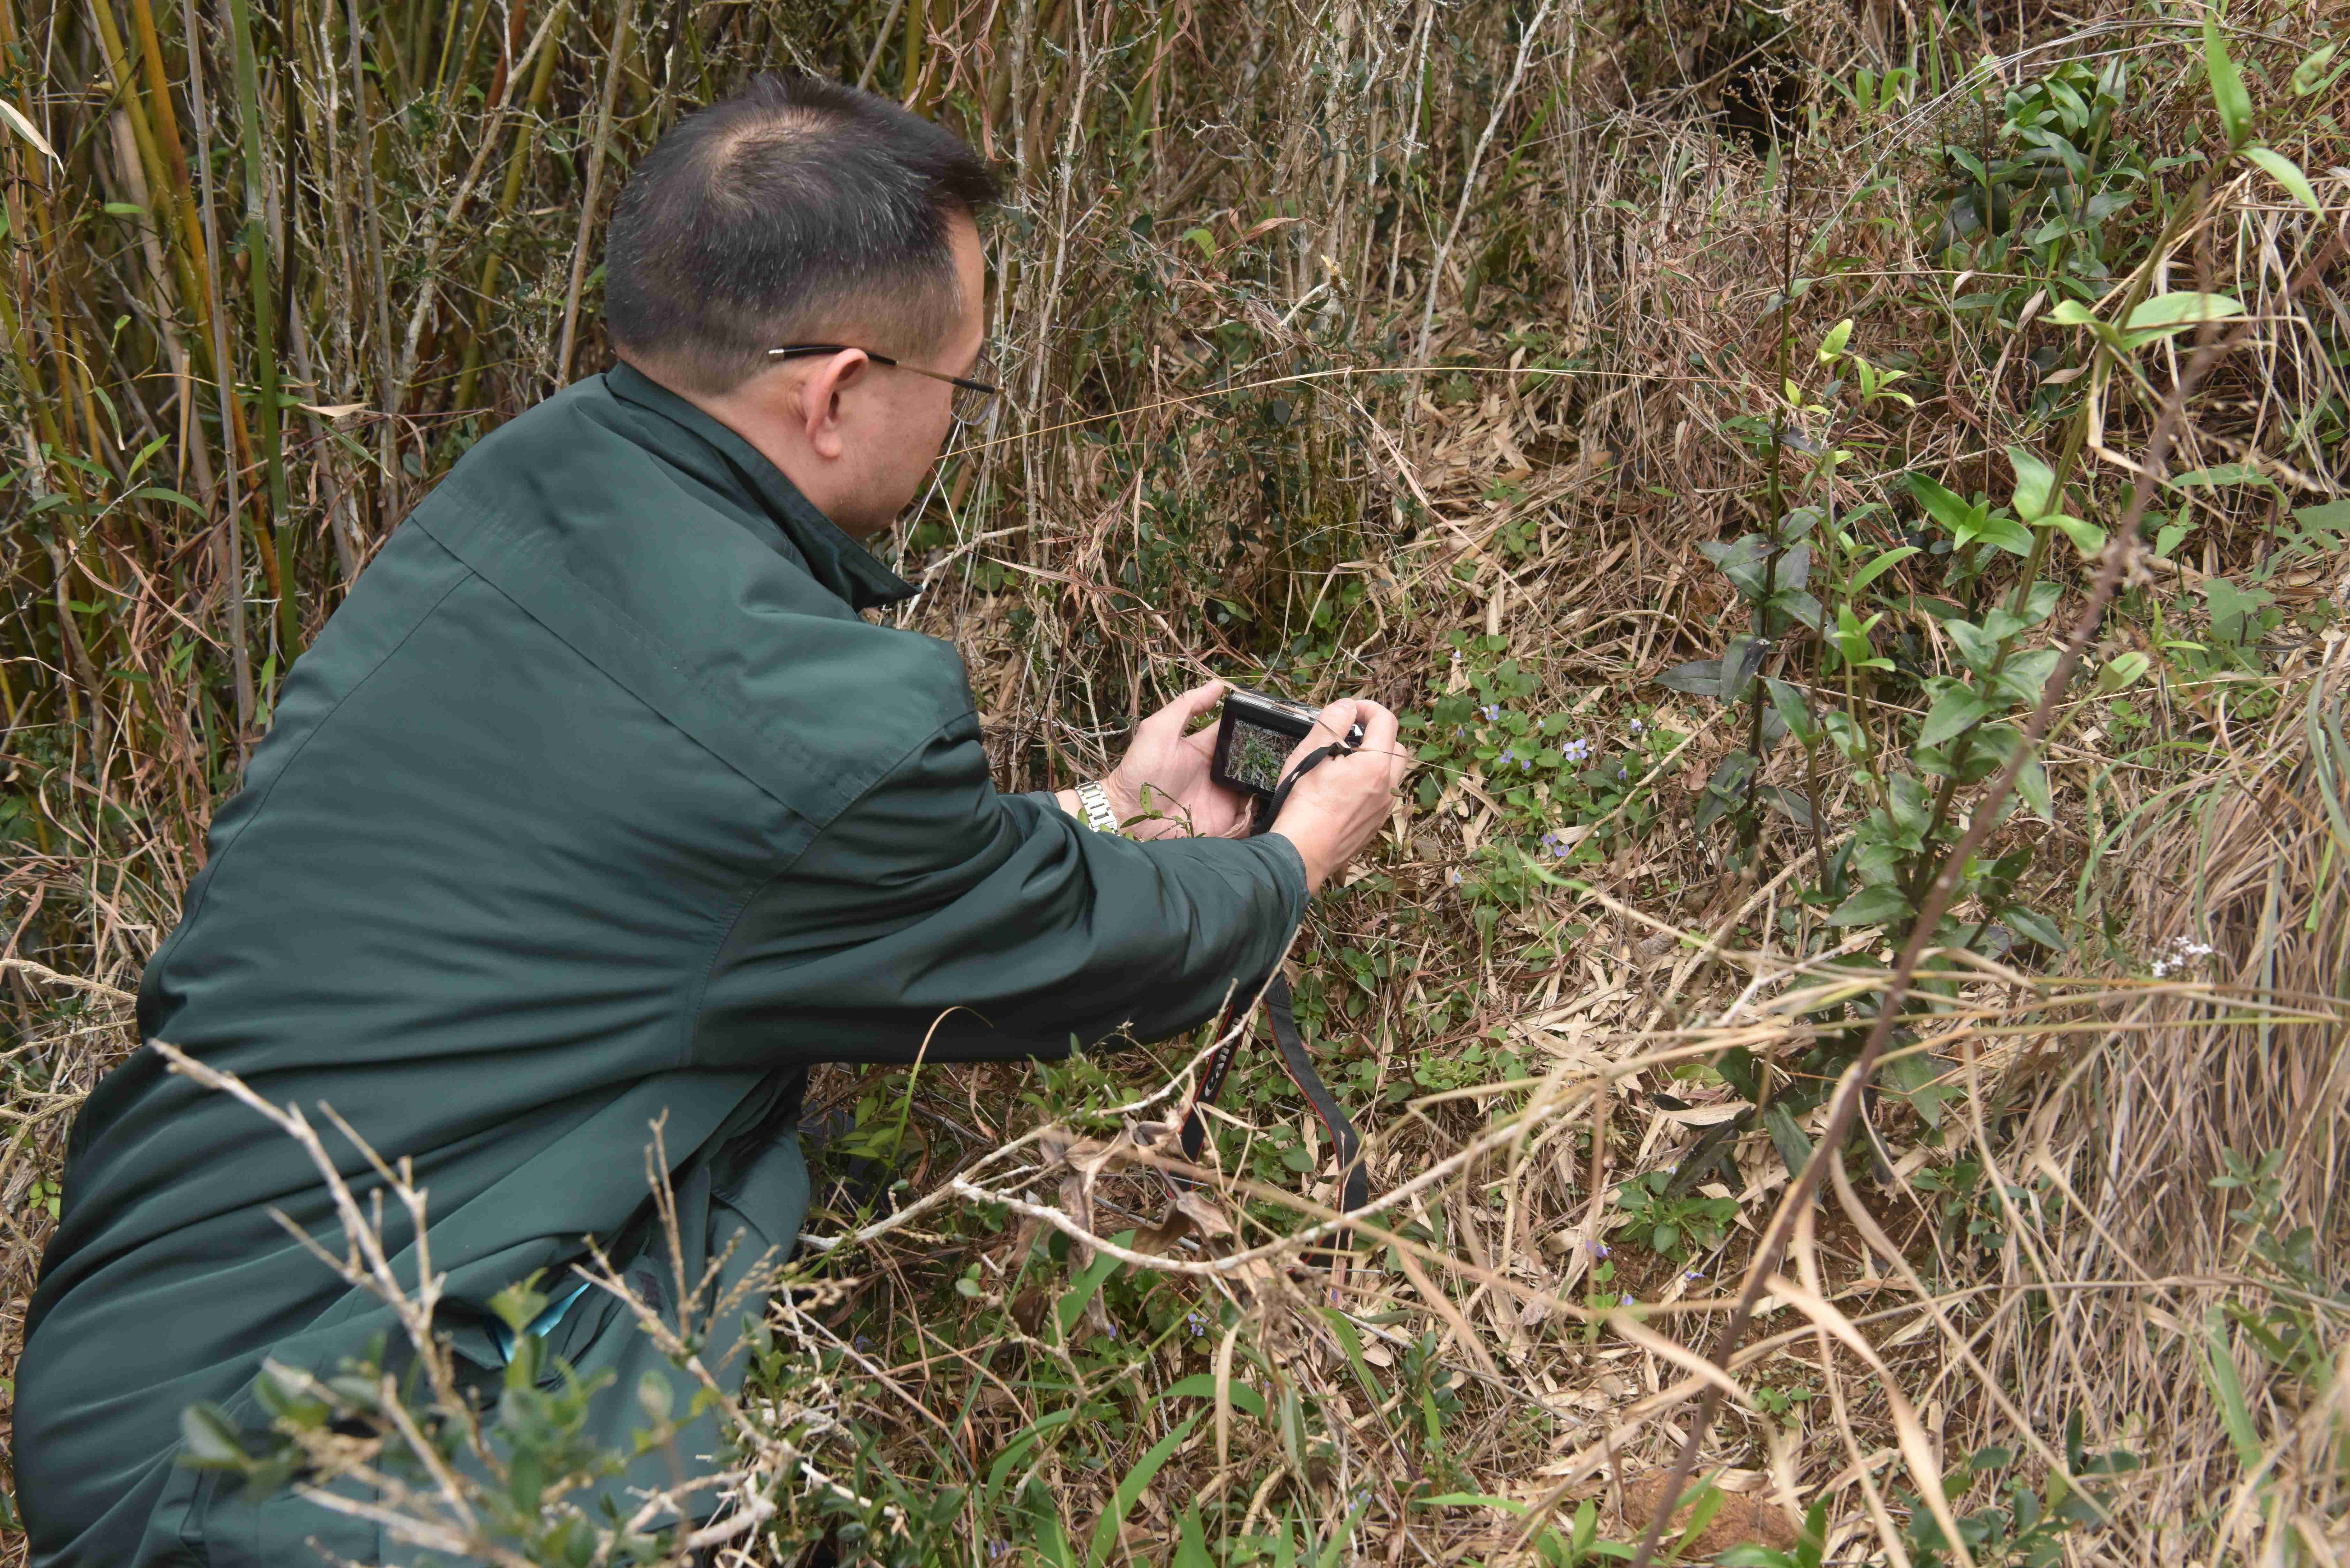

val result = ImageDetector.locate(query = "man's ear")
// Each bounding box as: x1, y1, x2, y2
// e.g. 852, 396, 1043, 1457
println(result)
795, 349, 869, 461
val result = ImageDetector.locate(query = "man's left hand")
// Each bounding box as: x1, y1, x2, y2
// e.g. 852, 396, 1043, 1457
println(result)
1102, 680, 1254, 840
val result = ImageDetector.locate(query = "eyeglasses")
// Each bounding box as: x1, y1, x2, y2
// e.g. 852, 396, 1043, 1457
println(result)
767, 342, 1002, 425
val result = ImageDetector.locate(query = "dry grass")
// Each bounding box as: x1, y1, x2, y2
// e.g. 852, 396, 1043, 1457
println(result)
5, 0, 2348, 1561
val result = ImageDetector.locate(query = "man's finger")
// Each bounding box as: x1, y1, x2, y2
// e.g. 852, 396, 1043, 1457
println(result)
1149, 678, 1229, 736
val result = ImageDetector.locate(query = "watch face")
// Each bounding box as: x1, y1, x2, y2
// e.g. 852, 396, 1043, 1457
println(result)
1223, 718, 1293, 794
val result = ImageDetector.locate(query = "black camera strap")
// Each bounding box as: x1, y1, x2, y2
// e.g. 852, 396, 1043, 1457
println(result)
1174, 737, 1372, 1270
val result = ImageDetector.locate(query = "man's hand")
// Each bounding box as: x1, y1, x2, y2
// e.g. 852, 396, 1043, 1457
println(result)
1266, 698, 1408, 893
1101, 679, 1255, 840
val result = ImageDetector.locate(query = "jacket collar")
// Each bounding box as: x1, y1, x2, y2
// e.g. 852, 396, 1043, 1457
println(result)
601, 360, 917, 612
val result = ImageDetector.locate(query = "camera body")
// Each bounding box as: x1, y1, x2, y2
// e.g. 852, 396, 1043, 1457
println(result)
1209, 688, 1363, 818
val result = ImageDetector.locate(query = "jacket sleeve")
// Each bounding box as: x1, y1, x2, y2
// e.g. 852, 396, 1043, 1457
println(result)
688, 710, 1308, 1066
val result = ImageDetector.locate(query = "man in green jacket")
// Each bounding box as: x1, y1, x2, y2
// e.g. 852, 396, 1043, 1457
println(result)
15, 75, 1403, 1566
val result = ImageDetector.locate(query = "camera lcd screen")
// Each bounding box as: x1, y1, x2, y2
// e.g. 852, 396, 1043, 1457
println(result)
1223, 718, 1295, 794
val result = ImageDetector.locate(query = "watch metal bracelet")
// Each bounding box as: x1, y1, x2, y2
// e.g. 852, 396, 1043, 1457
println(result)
1074, 780, 1120, 834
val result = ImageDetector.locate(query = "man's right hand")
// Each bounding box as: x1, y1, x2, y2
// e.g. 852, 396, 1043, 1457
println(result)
1268, 698, 1409, 894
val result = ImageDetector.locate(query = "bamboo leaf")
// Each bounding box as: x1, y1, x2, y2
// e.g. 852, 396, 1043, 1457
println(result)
0, 97, 60, 167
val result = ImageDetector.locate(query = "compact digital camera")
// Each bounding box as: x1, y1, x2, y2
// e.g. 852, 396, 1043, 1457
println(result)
1209, 687, 1364, 807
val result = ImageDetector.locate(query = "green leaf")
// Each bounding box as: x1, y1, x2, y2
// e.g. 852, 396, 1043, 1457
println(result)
1970, 515, 2036, 556
1828, 883, 1912, 927
1762, 1101, 1815, 1175
1175, 1507, 1214, 1568
2202, 14, 2252, 146
2295, 498, 2350, 540
2292, 41, 2342, 95
1817, 317, 1854, 363
2122, 291, 2243, 348
1944, 618, 2000, 672
1919, 682, 1993, 749
2047, 513, 2107, 555
1908, 474, 1975, 536
1089, 1413, 1198, 1566
1849, 545, 1919, 594
1162, 1373, 1265, 1418
2003, 904, 2066, 950
1765, 678, 1817, 743
2243, 145, 2322, 215
2006, 446, 2056, 521
2015, 758, 2053, 820
2201, 1309, 2264, 1472
179, 1403, 251, 1466
2175, 463, 2280, 490
2096, 651, 2151, 693
1657, 659, 1724, 696
2202, 577, 2277, 644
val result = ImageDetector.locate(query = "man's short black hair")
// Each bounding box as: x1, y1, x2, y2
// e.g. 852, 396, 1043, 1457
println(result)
604, 75, 1001, 396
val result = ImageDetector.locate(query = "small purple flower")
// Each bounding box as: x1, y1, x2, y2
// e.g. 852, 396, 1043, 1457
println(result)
1617, 766, 1629, 780
1481, 703, 1501, 721
1684, 1269, 1706, 1281
1588, 1239, 1610, 1259
1447, 869, 1461, 886
1630, 718, 1645, 734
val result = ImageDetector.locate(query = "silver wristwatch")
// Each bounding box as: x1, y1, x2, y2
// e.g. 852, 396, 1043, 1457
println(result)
1074, 780, 1120, 834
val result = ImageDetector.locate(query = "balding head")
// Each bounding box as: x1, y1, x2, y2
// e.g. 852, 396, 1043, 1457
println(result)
604, 75, 1001, 396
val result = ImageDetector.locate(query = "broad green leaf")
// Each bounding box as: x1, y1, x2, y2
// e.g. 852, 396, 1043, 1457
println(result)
1657, 658, 1725, 697
1162, 1373, 1266, 1418
2202, 15, 2252, 146
179, 1403, 251, 1465
2003, 904, 2066, 949
1919, 682, 1993, 749
1944, 618, 2000, 672
2292, 41, 2342, 95
1848, 544, 1919, 593
2046, 298, 2099, 326
2175, 463, 2281, 490
1765, 678, 1817, 743
2202, 577, 2276, 644
2122, 291, 2243, 348
2015, 757, 2053, 819
1089, 1413, 1198, 1566
1817, 317, 1853, 362
1175, 1507, 1215, 1568
2096, 651, 2151, 693
1763, 1101, 1814, 1176
2048, 513, 2107, 555
2243, 145, 2322, 215
2295, 497, 2350, 539
1907, 473, 1974, 536
2201, 1309, 2264, 1472
1997, 648, 2063, 709
1828, 883, 1912, 927
1970, 515, 2036, 556
2006, 446, 2056, 521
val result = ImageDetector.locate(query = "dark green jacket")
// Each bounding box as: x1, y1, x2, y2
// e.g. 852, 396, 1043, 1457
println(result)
17, 364, 1306, 1566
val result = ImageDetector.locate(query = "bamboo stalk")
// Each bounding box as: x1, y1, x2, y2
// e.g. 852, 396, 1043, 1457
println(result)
224, 0, 299, 662
555, 0, 629, 384
451, 0, 567, 413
